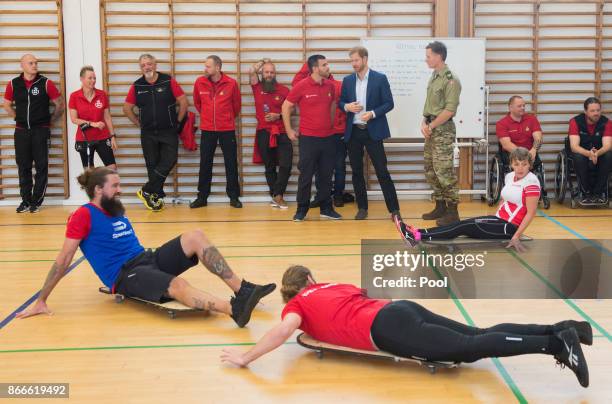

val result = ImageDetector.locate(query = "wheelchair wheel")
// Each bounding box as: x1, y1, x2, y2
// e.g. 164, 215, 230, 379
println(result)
487, 154, 502, 206
554, 152, 567, 204
536, 162, 550, 209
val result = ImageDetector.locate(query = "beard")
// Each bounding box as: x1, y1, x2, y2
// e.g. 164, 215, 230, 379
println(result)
262, 77, 277, 93
101, 194, 125, 217
143, 71, 155, 80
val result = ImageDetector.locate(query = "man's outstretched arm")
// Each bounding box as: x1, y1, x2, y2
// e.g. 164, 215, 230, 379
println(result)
16, 238, 81, 319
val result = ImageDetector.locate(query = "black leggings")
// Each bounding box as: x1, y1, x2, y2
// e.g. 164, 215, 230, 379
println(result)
419, 215, 517, 241
76, 139, 116, 168
371, 301, 559, 363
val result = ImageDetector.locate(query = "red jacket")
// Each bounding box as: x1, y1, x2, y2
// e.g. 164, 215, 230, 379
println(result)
193, 73, 241, 132
291, 63, 345, 134
331, 79, 346, 134
291, 63, 311, 87
179, 111, 197, 151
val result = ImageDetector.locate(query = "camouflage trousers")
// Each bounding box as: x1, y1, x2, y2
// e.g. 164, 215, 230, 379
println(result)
423, 121, 459, 203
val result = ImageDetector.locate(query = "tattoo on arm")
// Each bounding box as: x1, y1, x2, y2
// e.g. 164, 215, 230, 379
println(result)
202, 246, 234, 280
533, 137, 542, 151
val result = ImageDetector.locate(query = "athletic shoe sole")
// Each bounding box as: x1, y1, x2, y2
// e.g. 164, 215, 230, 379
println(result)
270, 200, 289, 209
320, 213, 341, 220
234, 283, 277, 327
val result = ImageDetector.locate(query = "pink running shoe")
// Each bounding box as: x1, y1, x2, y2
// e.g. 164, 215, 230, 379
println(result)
393, 215, 421, 247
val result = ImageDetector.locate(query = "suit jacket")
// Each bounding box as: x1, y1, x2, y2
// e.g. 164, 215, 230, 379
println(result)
339, 69, 394, 142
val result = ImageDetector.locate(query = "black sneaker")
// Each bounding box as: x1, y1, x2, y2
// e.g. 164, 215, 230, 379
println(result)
293, 210, 307, 222
230, 280, 277, 328
189, 197, 207, 209
355, 209, 368, 220
137, 189, 163, 211
333, 196, 344, 207
230, 198, 243, 208
554, 328, 589, 388
553, 320, 593, 346
342, 192, 355, 203
29, 204, 40, 213
309, 199, 321, 208
154, 197, 164, 212
16, 201, 30, 213
320, 209, 342, 220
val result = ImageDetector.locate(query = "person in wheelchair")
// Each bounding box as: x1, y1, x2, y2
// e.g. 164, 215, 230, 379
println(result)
491, 95, 549, 207
567, 97, 612, 204
496, 95, 543, 165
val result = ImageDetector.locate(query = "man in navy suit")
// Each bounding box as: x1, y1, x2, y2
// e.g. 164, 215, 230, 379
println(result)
339, 46, 401, 220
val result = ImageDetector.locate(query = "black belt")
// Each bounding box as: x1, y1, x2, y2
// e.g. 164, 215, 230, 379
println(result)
353, 123, 367, 130
425, 116, 453, 124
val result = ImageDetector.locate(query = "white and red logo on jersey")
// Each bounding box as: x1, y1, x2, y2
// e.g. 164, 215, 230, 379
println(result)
496, 172, 540, 226
94, 99, 103, 109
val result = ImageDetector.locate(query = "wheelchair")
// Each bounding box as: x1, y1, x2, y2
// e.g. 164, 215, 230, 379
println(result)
554, 137, 611, 208
486, 145, 550, 209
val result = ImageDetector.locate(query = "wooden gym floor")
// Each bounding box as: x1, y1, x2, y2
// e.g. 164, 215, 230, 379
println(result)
1, 200, 610, 403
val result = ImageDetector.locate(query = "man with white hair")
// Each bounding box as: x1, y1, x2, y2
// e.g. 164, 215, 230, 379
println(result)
3, 54, 64, 213
123, 54, 188, 211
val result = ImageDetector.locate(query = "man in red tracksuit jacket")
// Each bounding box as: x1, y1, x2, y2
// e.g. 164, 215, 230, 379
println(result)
292, 63, 353, 208
190, 55, 242, 209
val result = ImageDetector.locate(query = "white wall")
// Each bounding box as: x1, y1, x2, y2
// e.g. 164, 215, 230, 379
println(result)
63, 0, 104, 204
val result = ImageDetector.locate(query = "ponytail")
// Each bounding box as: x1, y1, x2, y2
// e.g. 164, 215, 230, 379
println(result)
77, 167, 116, 199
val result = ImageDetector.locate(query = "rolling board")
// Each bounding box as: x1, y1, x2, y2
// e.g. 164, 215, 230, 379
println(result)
99, 286, 201, 319
296, 333, 459, 374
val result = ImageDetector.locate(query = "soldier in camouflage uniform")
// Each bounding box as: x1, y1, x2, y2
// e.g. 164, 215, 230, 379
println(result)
420, 41, 462, 226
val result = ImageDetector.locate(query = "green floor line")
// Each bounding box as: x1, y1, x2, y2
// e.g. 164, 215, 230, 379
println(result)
3, 250, 510, 264
224, 253, 363, 259
421, 247, 528, 404
0, 341, 298, 355
0, 243, 364, 253
219, 243, 362, 248
507, 249, 612, 342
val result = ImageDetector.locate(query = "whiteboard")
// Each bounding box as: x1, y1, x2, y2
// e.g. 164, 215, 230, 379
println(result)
361, 37, 486, 139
